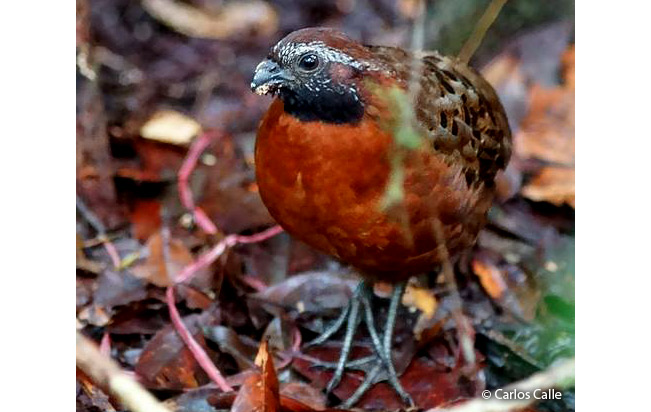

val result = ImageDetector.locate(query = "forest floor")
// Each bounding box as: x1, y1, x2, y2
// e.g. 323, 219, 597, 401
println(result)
76, 1, 575, 411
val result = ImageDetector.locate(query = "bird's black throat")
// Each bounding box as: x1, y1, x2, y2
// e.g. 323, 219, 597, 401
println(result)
278, 85, 364, 125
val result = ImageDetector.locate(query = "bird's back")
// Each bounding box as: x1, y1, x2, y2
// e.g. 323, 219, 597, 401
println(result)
365, 45, 512, 189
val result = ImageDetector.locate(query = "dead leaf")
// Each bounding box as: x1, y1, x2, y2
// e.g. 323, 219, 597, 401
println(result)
77, 305, 111, 327
204, 325, 257, 371
135, 315, 210, 390
115, 139, 186, 182
166, 387, 236, 412
402, 284, 439, 340
192, 132, 275, 234
509, 44, 575, 208
403, 285, 437, 318
231, 339, 280, 412
471, 258, 508, 300
130, 198, 162, 242
252, 271, 358, 316
294, 352, 477, 410
107, 302, 169, 335
482, 53, 530, 133
521, 167, 575, 207
261, 316, 294, 356
140, 110, 201, 146
200, 382, 334, 412
279, 382, 327, 411
515, 43, 575, 164
483, 33, 575, 209
94, 269, 148, 308
132, 230, 196, 287
515, 84, 575, 166
77, 268, 149, 327
471, 250, 540, 321
142, 0, 278, 40
76, 377, 117, 412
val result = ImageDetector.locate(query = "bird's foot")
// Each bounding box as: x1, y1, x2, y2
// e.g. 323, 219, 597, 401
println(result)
304, 281, 414, 408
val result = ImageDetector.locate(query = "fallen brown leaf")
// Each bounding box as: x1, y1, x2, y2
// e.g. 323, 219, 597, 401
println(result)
279, 382, 327, 411
130, 199, 162, 242
471, 258, 507, 300
521, 166, 575, 207
132, 230, 199, 287
252, 271, 358, 317
140, 110, 201, 146
402, 284, 439, 340
514, 84, 575, 166
294, 351, 477, 410
403, 284, 437, 318
204, 325, 257, 371
142, 0, 278, 39
136, 316, 211, 390
232, 339, 280, 412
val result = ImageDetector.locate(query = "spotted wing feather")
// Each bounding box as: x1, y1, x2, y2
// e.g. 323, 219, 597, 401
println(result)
366, 45, 512, 187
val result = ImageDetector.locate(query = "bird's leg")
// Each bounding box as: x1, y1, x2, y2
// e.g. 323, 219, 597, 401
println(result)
341, 361, 383, 408
324, 283, 363, 395
305, 355, 375, 371
305, 298, 351, 348
305, 281, 413, 407
353, 281, 413, 407
306, 282, 372, 371
382, 281, 414, 406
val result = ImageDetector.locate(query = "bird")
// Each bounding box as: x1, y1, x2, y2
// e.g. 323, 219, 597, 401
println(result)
250, 27, 511, 407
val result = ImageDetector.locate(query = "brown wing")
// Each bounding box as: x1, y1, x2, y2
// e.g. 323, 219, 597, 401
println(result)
366, 45, 512, 187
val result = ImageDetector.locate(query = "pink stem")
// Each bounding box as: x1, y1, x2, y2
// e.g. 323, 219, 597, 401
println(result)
175, 225, 283, 284
166, 286, 233, 392
239, 275, 268, 292
103, 241, 121, 268
171, 130, 285, 392
178, 131, 219, 234
234, 225, 284, 244
100, 332, 111, 356
275, 325, 302, 369
292, 325, 302, 353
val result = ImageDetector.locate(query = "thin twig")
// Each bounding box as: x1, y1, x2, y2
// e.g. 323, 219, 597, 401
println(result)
430, 358, 575, 412
166, 287, 234, 392
406, 0, 426, 102
178, 131, 220, 235
76, 333, 172, 412
174, 225, 283, 284
457, 0, 509, 64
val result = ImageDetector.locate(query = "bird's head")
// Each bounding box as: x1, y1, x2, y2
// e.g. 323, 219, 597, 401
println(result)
251, 28, 381, 124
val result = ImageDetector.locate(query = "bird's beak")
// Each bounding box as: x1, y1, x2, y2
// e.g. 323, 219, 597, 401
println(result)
251, 59, 293, 95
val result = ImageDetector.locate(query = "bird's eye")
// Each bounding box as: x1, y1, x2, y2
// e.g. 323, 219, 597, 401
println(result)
297, 53, 319, 72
